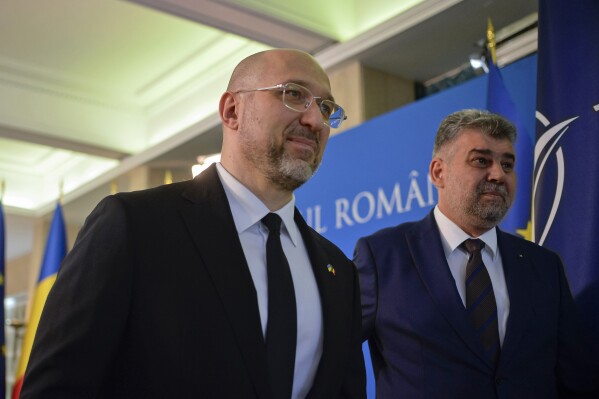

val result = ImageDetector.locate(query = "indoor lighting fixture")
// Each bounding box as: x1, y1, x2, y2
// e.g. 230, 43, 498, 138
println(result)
469, 52, 489, 73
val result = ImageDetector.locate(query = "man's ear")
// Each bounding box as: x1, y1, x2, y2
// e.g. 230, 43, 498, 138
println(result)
219, 92, 239, 130
430, 158, 445, 189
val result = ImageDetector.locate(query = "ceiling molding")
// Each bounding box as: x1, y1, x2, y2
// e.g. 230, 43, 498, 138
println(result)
0, 79, 148, 154
0, 57, 138, 110
315, 0, 463, 69
0, 124, 129, 159
496, 28, 537, 67
2, 108, 218, 217
126, 0, 336, 52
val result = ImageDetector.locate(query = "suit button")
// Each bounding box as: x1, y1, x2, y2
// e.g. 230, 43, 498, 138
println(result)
495, 377, 506, 385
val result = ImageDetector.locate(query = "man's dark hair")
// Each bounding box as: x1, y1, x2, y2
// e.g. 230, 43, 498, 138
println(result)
433, 109, 517, 157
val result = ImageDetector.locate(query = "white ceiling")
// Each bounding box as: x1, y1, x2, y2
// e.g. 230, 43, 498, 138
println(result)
1, 0, 537, 258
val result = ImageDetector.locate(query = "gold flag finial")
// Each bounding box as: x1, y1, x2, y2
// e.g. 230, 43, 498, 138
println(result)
1, 178, 5, 202
110, 181, 118, 195
487, 17, 497, 65
164, 170, 173, 185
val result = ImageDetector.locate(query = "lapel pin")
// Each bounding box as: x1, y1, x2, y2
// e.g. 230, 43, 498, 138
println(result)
327, 264, 336, 276
518, 254, 523, 258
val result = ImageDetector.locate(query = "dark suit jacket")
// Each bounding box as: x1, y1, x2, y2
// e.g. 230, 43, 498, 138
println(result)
354, 211, 597, 399
21, 165, 365, 399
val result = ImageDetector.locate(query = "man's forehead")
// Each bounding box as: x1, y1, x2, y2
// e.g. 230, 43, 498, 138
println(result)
443, 129, 514, 159
459, 129, 513, 148
468, 147, 516, 160
258, 51, 333, 97
287, 77, 333, 98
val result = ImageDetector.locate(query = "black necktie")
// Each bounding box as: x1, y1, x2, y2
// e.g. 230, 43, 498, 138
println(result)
261, 213, 296, 399
463, 238, 500, 366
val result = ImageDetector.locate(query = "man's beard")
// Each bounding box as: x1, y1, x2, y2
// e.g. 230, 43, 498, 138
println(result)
464, 181, 511, 228
240, 126, 321, 191
267, 127, 321, 190
447, 180, 512, 230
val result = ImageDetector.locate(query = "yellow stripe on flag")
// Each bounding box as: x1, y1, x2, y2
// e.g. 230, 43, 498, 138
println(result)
14, 274, 57, 380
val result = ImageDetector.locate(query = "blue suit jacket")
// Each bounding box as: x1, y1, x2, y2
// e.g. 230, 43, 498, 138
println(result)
354, 211, 597, 399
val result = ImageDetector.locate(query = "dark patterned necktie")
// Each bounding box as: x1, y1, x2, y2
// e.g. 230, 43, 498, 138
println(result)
261, 213, 296, 399
463, 238, 500, 366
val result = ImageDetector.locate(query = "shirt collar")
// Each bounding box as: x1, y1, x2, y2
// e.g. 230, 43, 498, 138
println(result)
215, 163, 300, 247
434, 205, 498, 259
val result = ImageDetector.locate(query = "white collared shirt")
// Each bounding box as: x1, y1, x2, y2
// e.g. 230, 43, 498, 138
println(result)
434, 206, 510, 345
215, 163, 323, 399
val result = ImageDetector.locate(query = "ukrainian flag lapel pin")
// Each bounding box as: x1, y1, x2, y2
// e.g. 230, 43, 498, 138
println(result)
327, 264, 336, 276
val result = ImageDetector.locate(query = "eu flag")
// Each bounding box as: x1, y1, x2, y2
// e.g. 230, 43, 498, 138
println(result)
533, 0, 599, 342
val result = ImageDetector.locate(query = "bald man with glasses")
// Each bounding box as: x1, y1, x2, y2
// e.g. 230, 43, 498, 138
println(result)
21, 49, 366, 399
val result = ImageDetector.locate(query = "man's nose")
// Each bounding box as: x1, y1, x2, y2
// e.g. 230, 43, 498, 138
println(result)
487, 161, 506, 182
299, 101, 326, 132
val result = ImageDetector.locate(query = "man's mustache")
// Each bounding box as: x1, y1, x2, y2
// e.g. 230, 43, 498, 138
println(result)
286, 128, 320, 148
477, 182, 508, 199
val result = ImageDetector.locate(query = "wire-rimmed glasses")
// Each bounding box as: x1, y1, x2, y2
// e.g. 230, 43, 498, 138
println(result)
234, 82, 347, 128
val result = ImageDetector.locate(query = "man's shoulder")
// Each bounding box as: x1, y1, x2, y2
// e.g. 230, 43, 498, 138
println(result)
497, 229, 561, 260
113, 165, 221, 207
116, 179, 194, 201
305, 225, 349, 260
360, 217, 426, 244
90, 179, 201, 220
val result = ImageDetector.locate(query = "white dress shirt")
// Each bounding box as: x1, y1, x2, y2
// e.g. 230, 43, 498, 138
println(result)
216, 163, 323, 399
433, 206, 510, 345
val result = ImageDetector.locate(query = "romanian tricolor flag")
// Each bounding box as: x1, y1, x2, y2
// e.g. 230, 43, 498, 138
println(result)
12, 203, 66, 399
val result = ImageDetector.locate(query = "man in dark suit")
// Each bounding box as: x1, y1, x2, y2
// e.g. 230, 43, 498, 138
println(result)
354, 109, 598, 398
21, 49, 365, 399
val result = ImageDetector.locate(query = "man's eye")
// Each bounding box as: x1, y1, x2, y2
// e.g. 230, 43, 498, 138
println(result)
285, 89, 304, 102
502, 162, 514, 172
319, 102, 332, 116
474, 158, 488, 166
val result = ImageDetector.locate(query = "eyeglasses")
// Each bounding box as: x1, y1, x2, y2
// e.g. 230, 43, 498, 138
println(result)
234, 82, 347, 128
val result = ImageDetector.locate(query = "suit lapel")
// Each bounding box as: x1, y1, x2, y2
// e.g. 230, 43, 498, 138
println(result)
496, 230, 534, 369
407, 212, 494, 369
178, 165, 270, 399
294, 210, 343, 398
